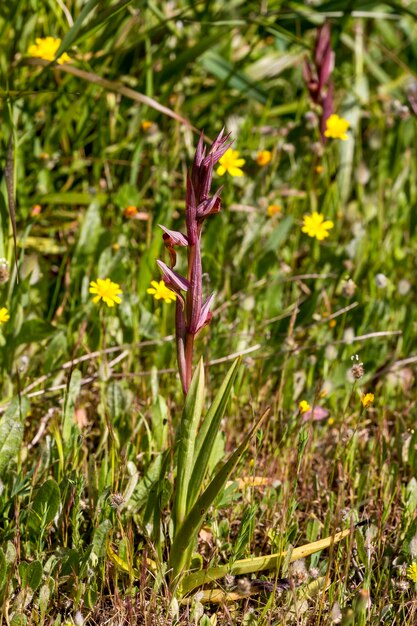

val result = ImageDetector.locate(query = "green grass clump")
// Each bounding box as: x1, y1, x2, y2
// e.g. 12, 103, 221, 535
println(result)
1, 1, 417, 624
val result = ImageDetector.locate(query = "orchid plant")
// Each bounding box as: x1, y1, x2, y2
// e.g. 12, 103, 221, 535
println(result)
138, 132, 347, 600
144, 131, 266, 591
156, 129, 231, 394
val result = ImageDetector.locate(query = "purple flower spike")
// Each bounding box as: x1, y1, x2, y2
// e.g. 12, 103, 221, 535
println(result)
156, 130, 229, 394
304, 22, 335, 142
157, 260, 190, 294
159, 225, 189, 247
196, 293, 215, 334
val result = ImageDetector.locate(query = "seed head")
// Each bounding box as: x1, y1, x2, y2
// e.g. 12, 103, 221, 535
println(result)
0, 258, 9, 284
351, 363, 365, 379
109, 493, 125, 509
351, 354, 364, 379
341, 277, 356, 297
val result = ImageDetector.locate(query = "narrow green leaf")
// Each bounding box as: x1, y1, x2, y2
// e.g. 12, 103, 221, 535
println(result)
174, 359, 205, 531
39, 192, 107, 205
188, 357, 241, 510
13, 319, 57, 347
200, 51, 268, 104
0, 548, 6, 592
90, 519, 112, 566
170, 409, 268, 586
39, 577, 55, 622
62, 369, 82, 446
73, 199, 103, 263
5, 130, 18, 276
264, 216, 293, 254
53, 0, 101, 61
77, 0, 133, 40
0, 396, 28, 478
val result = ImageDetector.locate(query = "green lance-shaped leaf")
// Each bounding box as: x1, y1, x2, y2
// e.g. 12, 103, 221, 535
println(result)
0, 547, 6, 592
62, 368, 82, 446
169, 409, 268, 588
73, 199, 103, 265
181, 526, 351, 596
187, 357, 241, 510
0, 396, 29, 478
173, 359, 205, 532
28, 478, 60, 533
53, 0, 101, 62
23, 560, 43, 592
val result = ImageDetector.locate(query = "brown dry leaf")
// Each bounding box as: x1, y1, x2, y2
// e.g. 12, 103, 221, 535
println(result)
199, 527, 213, 544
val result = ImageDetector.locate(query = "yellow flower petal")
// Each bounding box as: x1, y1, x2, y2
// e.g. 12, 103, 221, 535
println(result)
147, 280, 176, 304
217, 148, 245, 177
89, 278, 122, 307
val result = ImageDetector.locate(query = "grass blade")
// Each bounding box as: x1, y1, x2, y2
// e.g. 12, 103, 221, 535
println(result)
181, 527, 352, 595
24, 58, 198, 132
169, 408, 268, 588
53, 0, 101, 61
173, 359, 205, 532
187, 357, 241, 510
4, 128, 18, 281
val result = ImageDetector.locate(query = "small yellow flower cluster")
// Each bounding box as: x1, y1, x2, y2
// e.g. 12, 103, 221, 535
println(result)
28, 37, 70, 64
407, 562, 417, 583
87, 277, 177, 308
123, 205, 138, 218
324, 114, 350, 141
267, 204, 281, 218
302, 212, 334, 241
298, 400, 311, 414
89, 278, 122, 308
147, 280, 176, 304
217, 149, 245, 177
256, 150, 272, 167
216, 148, 274, 177
0, 307, 10, 325
361, 392, 374, 409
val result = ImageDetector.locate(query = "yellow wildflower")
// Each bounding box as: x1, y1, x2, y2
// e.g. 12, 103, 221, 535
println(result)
327, 417, 335, 426
256, 150, 272, 167
147, 280, 176, 304
0, 307, 10, 325
141, 120, 153, 131
407, 562, 417, 583
361, 392, 374, 409
217, 149, 245, 177
89, 278, 122, 308
302, 212, 334, 241
299, 400, 311, 414
324, 114, 350, 141
267, 204, 281, 217
28, 37, 70, 65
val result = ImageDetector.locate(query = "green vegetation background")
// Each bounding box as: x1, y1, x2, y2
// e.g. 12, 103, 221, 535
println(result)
1, 1, 417, 624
